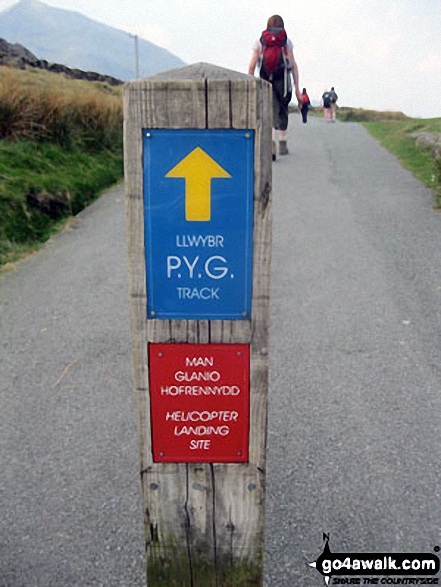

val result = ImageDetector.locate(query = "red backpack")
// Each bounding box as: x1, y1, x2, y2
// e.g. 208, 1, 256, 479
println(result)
259, 28, 288, 82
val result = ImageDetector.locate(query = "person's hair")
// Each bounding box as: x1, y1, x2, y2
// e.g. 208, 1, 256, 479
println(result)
267, 15, 284, 28
302, 88, 307, 93
331, 87, 335, 90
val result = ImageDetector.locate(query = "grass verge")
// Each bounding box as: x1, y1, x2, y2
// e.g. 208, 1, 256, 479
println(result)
361, 118, 441, 208
0, 139, 123, 268
294, 107, 441, 208
0, 66, 123, 270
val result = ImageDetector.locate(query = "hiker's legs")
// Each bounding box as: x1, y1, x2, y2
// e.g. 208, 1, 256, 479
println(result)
301, 105, 308, 123
331, 103, 337, 120
271, 79, 291, 157
278, 102, 289, 134
272, 85, 281, 131
272, 128, 288, 140
271, 129, 287, 158
324, 107, 331, 121
278, 126, 289, 155
272, 80, 290, 130
271, 84, 282, 159
275, 80, 291, 155
271, 129, 278, 161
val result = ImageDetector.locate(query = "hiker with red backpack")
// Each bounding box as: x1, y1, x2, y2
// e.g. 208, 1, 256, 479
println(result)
300, 88, 311, 123
248, 15, 302, 160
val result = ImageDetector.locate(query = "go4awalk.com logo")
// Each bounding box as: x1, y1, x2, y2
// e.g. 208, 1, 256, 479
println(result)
309, 534, 440, 585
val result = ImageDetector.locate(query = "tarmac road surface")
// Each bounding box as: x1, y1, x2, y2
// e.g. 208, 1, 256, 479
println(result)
1, 113, 441, 586
266, 114, 441, 586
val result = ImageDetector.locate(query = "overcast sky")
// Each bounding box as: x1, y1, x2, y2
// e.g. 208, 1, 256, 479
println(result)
1, 0, 440, 118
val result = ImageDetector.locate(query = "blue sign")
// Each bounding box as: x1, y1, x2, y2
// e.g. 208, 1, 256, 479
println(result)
143, 129, 254, 320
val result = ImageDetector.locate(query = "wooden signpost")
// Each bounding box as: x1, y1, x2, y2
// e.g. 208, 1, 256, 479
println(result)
123, 63, 272, 586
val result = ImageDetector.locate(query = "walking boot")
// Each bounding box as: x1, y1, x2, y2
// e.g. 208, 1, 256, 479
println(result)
279, 140, 289, 155
272, 140, 276, 161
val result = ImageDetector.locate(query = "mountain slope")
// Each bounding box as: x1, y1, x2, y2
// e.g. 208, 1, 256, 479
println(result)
0, 0, 185, 81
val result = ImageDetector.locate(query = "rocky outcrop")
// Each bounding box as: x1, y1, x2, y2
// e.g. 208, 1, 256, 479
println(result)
411, 132, 441, 159
26, 188, 71, 219
0, 37, 37, 61
0, 37, 123, 86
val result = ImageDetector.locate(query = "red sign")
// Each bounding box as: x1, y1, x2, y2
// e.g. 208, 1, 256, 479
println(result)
148, 343, 250, 462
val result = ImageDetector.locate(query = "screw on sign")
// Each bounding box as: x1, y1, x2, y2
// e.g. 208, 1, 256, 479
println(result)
148, 343, 250, 462
143, 129, 254, 320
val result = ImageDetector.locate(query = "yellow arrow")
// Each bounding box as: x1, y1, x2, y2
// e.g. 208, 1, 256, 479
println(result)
165, 147, 231, 221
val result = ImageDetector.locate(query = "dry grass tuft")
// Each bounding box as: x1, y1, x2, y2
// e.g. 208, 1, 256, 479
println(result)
0, 66, 122, 148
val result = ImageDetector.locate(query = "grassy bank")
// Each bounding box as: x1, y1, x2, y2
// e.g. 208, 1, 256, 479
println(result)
337, 106, 409, 122
307, 105, 441, 207
361, 117, 441, 208
0, 66, 123, 269
334, 107, 441, 208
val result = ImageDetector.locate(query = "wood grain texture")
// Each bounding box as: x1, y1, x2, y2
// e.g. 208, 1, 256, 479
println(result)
123, 63, 272, 586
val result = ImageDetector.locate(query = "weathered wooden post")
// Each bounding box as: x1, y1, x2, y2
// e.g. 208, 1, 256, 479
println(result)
123, 62, 272, 586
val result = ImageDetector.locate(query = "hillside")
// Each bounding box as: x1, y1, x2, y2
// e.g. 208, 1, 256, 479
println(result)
0, 37, 36, 61
0, 0, 185, 81
0, 66, 124, 268
0, 38, 123, 85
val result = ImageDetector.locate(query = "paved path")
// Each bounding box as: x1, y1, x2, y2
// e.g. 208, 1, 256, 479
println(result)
266, 114, 441, 585
1, 114, 441, 586
1, 186, 145, 586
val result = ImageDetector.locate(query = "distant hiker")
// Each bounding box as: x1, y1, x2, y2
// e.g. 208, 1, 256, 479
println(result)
322, 89, 331, 121
322, 87, 338, 122
248, 14, 302, 160
329, 87, 338, 121
300, 88, 311, 123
